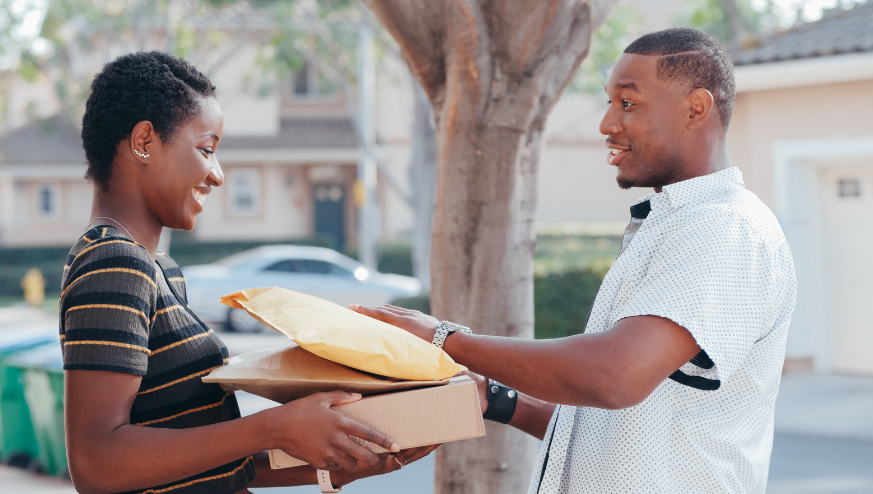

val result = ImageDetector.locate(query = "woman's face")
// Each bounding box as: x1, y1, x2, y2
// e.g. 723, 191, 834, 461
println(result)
145, 97, 224, 231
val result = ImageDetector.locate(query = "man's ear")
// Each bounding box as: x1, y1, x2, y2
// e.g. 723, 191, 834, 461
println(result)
129, 121, 156, 164
686, 88, 715, 130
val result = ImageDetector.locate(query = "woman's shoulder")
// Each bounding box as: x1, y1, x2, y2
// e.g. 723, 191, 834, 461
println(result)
63, 226, 156, 293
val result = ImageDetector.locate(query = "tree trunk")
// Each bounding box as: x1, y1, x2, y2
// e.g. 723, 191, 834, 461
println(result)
362, 1, 612, 492
408, 76, 438, 292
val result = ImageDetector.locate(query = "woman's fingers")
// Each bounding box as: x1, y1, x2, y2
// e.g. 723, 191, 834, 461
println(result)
319, 390, 362, 407
342, 418, 401, 453
338, 437, 380, 465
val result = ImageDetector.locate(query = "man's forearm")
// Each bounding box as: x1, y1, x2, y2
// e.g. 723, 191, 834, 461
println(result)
444, 332, 608, 407
508, 392, 557, 440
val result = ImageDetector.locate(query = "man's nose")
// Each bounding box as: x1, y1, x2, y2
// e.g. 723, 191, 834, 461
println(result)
599, 108, 620, 136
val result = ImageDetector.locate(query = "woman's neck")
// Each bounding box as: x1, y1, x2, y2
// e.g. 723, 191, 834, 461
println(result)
90, 186, 163, 259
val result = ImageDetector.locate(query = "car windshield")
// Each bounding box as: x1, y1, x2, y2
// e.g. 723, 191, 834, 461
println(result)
215, 249, 268, 268
264, 259, 352, 276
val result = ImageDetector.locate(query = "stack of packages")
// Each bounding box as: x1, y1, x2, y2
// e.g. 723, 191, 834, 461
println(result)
202, 287, 485, 469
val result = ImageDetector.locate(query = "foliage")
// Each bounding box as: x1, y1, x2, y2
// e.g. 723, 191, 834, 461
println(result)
673, 0, 775, 46
391, 267, 604, 340
568, 5, 644, 94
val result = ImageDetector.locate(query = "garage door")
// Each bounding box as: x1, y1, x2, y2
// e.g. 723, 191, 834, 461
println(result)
820, 164, 873, 374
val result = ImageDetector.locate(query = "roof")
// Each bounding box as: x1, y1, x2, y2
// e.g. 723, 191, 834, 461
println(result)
0, 115, 86, 165
732, 2, 873, 66
0, 116, 359, 166
220, 118, 358, 149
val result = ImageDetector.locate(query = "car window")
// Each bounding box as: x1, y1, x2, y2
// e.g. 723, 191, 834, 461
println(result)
264, 259, 352, 276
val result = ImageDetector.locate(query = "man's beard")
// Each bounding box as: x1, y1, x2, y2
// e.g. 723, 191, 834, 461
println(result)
616, 147, 685, 190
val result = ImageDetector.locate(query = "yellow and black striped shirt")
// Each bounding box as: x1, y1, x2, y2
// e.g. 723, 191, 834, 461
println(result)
60, 226, 256, 494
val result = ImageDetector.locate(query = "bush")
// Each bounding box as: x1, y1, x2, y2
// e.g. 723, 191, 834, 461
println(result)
389, 268, 603, 340
344, 243, 413, 276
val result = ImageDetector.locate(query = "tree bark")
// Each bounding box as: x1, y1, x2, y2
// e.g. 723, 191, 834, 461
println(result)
362, 1, 612, 492
408, 76, 438, 292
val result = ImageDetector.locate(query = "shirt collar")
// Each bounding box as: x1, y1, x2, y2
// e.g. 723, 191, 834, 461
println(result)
633, 167, 744, 215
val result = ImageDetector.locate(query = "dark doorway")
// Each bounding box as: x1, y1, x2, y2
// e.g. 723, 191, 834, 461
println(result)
313, 184, 346, 250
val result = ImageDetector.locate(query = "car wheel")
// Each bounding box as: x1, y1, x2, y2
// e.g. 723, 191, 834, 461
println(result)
225, 308, 266, 333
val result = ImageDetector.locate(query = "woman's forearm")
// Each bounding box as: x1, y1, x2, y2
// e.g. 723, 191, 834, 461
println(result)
70, 409, 273, 494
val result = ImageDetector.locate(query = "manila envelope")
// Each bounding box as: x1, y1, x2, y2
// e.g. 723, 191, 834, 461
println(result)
220, 287, 465, 381
203, 343, 449, 403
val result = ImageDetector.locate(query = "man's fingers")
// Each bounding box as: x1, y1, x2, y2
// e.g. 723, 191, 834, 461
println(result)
343, 419, 401, 453
349, 304, 399, 323
396, 444, 439, 464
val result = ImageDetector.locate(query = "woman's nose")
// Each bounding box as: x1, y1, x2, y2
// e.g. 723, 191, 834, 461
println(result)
209, 159, 224, 187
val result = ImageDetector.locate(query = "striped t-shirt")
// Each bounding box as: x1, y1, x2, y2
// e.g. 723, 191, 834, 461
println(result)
60, 226, 256, 494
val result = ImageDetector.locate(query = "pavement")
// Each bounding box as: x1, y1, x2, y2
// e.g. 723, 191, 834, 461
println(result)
2, 305, 873, 493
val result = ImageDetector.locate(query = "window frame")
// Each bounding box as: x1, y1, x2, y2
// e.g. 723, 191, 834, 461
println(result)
34, 183, 61, 220
227, 168, 262, 217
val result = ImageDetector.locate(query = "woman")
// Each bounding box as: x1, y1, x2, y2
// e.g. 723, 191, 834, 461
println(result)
61, 51, 434, 494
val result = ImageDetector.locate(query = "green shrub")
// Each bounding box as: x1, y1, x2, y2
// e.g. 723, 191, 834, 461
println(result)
389, 268, 603, 340
344, 243, 413, 276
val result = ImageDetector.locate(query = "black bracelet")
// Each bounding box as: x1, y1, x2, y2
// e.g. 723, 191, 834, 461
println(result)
483, 380, 518, 424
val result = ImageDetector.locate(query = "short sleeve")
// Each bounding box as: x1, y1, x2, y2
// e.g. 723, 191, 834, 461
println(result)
613, 215, 780, 382
61, 237, 157, 375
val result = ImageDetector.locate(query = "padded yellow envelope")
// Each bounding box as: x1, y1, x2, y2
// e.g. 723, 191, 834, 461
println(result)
221, 287, 466, 381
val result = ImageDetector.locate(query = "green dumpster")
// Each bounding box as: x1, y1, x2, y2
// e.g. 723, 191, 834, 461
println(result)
7, 343, 67, 476
0, 331, 56, 466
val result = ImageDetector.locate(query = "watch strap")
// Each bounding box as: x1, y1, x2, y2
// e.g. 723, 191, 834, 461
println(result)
484, 380, 518, 424
431, 321, 472, 349
317, 469, 341, 493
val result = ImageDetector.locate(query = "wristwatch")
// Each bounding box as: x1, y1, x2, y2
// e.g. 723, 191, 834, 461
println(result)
317, 469, 341, 493
431, 321, 472, 349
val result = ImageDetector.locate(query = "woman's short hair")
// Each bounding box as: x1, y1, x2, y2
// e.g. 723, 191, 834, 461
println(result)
81, 51, 216, 188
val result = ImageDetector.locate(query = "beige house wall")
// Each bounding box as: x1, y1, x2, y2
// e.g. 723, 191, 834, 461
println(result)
727, 79, 873, 207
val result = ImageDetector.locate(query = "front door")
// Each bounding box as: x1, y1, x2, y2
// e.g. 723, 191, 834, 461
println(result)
820, 164, 873, 374
313, 184, 346, 250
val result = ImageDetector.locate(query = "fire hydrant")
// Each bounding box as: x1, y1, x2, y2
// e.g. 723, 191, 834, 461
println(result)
21, 268, 45, 308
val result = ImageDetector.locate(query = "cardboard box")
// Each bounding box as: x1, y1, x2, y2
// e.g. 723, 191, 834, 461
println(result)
269, 375, 485, 469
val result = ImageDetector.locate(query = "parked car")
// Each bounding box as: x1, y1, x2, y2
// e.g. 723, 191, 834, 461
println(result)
182, 245, 422, 333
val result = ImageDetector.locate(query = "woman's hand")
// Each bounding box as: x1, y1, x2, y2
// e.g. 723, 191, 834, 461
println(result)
264, 391, 400, 472
332, 445, 440, 487
349, 304, 440, 343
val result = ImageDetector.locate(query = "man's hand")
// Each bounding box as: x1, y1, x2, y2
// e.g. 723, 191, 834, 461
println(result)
461, 371, 489, 415
265, 391, 400, 472
332, 445, 440, 487
349, 304, 440, 344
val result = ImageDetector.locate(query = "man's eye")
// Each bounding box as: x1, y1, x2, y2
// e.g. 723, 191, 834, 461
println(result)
623, 100, 633, 108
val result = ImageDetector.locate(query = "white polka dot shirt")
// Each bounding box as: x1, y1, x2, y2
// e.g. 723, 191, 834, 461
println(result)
528, 167, 797, 494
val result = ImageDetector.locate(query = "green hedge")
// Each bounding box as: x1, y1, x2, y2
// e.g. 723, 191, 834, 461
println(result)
392, 268, 603, 340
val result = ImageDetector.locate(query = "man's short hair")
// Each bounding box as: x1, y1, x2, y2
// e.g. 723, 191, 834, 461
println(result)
624, 27, 735, 129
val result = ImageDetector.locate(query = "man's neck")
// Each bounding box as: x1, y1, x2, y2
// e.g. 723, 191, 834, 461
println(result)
653, 145, 730, 193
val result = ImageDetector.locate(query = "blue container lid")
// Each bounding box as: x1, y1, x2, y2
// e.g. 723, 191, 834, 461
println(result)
6, 343, 64, 372
0, 330, 57, 354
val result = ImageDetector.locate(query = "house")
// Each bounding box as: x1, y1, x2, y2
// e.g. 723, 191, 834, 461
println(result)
727, 2, 873, 374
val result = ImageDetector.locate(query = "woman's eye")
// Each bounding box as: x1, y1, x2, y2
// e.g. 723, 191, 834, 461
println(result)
622, 100, 633, 108
201, 148, 214, 155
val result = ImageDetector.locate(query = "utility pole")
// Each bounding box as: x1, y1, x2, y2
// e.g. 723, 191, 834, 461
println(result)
356, 20, 378, 269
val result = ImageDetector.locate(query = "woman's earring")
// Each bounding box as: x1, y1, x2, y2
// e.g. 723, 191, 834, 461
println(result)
134, 149, 150, 159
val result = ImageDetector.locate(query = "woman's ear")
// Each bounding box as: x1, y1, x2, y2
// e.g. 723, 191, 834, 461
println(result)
129, 121, 156, 163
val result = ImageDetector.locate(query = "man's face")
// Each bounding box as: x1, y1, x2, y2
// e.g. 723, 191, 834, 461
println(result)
600, 54, 689, 190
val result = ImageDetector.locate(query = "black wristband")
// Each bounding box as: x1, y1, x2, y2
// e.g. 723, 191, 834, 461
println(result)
483, 380, 518, 424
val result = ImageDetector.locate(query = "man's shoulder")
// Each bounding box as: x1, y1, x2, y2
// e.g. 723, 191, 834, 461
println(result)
672, 187, 787, 249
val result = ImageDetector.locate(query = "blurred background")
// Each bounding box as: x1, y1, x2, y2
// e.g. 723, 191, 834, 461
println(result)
1, 0, 872, 492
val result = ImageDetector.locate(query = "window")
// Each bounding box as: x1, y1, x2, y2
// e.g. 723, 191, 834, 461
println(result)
35, 184, 60, 219
290, 62, 336, 99
838, 178, 861, 198
264, 259, 351, 277
227, 169, 261, 216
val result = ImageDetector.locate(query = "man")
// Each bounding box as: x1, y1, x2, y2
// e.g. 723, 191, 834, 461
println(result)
352, 27, 796, 494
